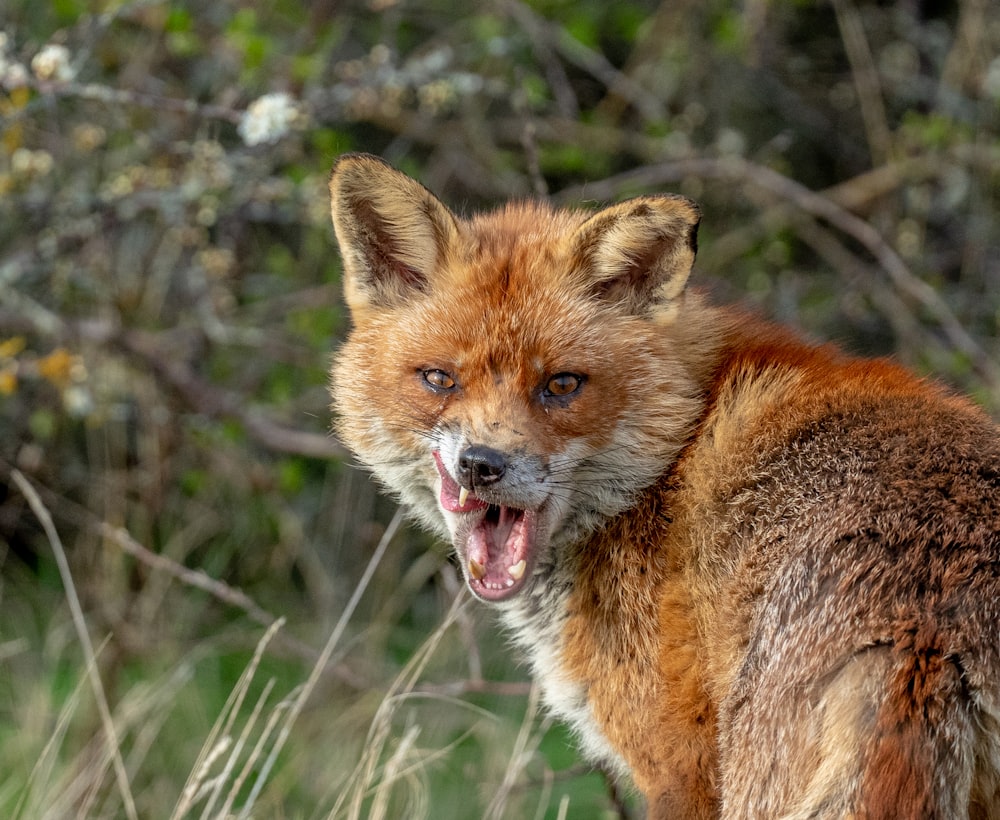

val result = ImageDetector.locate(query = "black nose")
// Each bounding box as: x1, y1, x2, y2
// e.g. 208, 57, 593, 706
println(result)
457, 445, 507, 488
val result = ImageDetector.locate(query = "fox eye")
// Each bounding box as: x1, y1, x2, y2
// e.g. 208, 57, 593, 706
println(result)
422, 369, 456, 391
544, 373, 584, 398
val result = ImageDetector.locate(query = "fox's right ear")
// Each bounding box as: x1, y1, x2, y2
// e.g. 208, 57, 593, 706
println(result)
329, 153, 460, 312
567, 195, 701, 318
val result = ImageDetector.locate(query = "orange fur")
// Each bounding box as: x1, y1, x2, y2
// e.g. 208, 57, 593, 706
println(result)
328, 154, 1000, 817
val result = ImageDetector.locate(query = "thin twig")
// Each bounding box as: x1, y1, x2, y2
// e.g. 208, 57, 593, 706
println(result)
0, 458, 363, 686
97, 520, 344, 671
830, 0, 893, 166
100, 523, 276, 626
731, 159, 1000, 392
0, 309, 345, 461
506, 8, 579, 119
485, 682, 545, 820
413, 678, 533, 698
11, 470, 139, 820
6, 77, 243, 125
237, 506, 405, 818
501, 0, 665, 124
517, 110, 549, 198
117, 328, 346, 460
170, 618, 285, 820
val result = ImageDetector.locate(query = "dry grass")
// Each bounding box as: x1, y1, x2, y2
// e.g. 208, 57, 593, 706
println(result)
3, 471, 623, 819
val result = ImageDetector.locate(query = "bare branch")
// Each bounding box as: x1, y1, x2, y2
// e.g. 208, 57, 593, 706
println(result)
0, 457, 365, 686
116, 329, 346, 460
501, 0, 666, 124
831, 0, 894, 166
6, 77, 243, 125
0, 306, 346, 461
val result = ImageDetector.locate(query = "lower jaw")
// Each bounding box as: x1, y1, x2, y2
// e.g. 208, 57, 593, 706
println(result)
465, 567, 530, 602
457, 508, 543, 603
460, 537, 533, 602
468, 583, 516, 603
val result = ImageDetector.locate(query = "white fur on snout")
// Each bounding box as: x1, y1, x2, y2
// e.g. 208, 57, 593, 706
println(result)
434, 427, 551, 513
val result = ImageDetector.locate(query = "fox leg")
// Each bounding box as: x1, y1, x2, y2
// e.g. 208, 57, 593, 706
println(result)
719, 638, 979, 819
852, 635, 976, 820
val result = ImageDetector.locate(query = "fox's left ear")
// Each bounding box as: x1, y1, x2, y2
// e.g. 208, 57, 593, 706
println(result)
567, 195, 701, 316
329, 153, 460, 312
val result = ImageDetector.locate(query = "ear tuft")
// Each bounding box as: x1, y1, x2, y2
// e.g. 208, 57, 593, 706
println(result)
329, 153, 459, 312
568, 195, 701, 316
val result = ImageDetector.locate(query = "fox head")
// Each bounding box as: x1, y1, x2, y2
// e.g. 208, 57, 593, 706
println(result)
329, 153, 714, 604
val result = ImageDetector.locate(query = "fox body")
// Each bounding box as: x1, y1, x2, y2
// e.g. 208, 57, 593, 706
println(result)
328, 153, 1000, 818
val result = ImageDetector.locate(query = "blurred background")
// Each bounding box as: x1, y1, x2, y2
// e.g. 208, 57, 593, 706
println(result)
0, 0, 997, 817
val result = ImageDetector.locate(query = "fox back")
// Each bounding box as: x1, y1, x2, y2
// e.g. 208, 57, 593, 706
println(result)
328, 153, 1000, 818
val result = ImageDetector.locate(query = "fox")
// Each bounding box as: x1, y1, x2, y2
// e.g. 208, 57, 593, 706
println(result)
327, 152, 1000, 818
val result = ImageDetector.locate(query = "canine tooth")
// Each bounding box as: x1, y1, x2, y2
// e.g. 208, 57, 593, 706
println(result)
508, 559, 526, 581
468, 558, 486, 580
458, 486, 470, 507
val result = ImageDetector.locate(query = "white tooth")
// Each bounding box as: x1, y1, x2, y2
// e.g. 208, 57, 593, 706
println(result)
468, 558, 485, 580
508, 559, 526, 581
458, 486, 470, 507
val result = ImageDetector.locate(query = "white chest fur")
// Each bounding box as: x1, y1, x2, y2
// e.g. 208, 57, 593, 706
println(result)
499, 572, 630, 778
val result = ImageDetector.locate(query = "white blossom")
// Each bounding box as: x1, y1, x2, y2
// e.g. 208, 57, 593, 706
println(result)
238, 92, 300, 146
0, 31, 26, 88
31, 43, 75, 82
2, 61, 28, 88
11, 148, 54, 177
63, 385, 94, 418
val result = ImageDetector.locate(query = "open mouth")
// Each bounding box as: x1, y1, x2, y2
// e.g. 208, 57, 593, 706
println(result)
433, 451, 536, 602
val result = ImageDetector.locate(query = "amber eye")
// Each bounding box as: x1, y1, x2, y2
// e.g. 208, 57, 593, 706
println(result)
544, 373, 584, 398
422, 369, 456, 391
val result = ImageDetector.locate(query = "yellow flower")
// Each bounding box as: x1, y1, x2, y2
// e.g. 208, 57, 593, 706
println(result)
0, 336, 25, 359
37, 347, 75, 388
0, 368, 17, 395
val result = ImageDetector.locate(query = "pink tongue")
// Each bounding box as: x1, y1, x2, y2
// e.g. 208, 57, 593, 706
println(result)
467, 507, 527, 585
433, 451, 488, 512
